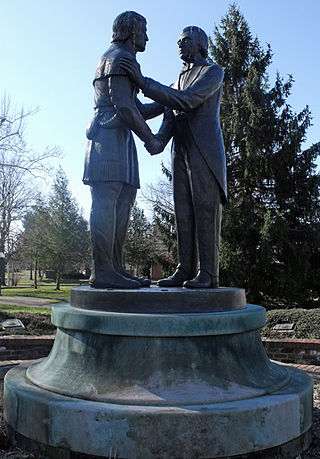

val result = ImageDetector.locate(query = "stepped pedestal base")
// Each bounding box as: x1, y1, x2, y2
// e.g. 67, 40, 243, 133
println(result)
4, 287, 313, 458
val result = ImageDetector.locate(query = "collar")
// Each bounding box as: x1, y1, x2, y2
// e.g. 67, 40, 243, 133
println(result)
113, 41, 136, 57
180, 57, 208, 74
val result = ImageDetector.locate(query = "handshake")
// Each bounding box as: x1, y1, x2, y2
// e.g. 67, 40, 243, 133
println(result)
144, 134, 164, 156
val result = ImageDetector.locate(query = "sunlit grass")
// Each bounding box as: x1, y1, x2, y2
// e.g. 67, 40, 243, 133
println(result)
1, 283, 75, 302
0, 304, 51, 315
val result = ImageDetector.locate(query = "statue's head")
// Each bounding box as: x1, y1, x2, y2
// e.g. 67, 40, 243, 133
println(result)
177, 26, 209, 63
112, 11, 148, 52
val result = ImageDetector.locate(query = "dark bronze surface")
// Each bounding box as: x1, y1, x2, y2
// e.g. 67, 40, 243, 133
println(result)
83, 12, 163, 290
70, 285, 246, 313
120, 25, 226, 290
84, 14, 227, 294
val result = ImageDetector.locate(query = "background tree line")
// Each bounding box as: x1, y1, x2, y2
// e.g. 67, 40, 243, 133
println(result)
0, 96, 91, 289
21, 168, 91, 290
0, 96, 62, 286
3, 165, 91, 291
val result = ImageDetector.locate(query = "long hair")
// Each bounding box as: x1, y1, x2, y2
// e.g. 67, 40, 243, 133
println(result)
111, 11, 146, 43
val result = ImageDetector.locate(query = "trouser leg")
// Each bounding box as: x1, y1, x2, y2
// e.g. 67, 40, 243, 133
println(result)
194, 177, 222, 280
173, 146, 197, 277
89, 182, 123, 281
113, 184, 137, 272
157, 148, 198, 287
188, 148, 222, 281
112, 185, 151, 287
89, 181, 140, 288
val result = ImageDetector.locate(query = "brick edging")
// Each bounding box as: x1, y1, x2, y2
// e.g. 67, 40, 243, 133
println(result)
0, 335, 55, 345
0, 336, 319, 366
262, 337, 320, 348
262, 338, 320, 365
0, 335, 55, 361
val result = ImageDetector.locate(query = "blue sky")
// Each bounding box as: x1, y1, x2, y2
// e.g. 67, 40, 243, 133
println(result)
1, 0, 319, 219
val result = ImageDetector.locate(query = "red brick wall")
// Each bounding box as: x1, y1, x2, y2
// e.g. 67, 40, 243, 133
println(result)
0, 336, 54, 361
262, 338, 320, 365
151, 264, 164, 281
0, 336, 319, 366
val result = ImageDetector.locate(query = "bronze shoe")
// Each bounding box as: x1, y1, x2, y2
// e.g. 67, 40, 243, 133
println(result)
119, 269, 151, 287
157, 268, 191, 287
89, 271, 140, 289
183, 270, 219, 289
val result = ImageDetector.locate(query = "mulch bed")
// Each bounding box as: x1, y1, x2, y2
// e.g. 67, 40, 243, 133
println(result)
0, 312, 55, 337
262, 309, 320, 340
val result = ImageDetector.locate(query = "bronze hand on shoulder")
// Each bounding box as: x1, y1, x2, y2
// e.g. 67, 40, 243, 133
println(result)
120, 57, 146, 89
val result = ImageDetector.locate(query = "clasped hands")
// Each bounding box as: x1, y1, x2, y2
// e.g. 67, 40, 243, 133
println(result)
145, 134, 164, 156
120, 57, 163, 156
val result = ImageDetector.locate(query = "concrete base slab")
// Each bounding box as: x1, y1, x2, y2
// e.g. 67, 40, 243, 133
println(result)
4, 363, 312, 458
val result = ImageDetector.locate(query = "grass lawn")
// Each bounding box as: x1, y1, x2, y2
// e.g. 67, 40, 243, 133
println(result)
0, 283, 76, 302
0, 305, 51, 315
1, 269, 82, 302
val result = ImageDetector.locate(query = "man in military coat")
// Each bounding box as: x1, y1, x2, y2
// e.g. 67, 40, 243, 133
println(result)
121, 26, 226, 288
83, 11, 163, 289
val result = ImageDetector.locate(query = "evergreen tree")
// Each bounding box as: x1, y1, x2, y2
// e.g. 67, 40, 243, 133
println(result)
210, 4, 320, 306
124, 204, 154, 277
152, 164, 177, 272
21, 201, 50, 288
144, 163, 178, 275
46, 168, 90, 289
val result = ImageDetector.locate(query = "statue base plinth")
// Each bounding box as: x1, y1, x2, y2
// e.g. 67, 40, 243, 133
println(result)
4, 287, 313, 458
70, 284, 247, 313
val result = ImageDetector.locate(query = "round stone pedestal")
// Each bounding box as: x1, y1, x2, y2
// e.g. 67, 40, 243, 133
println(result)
4, 287, 313, 458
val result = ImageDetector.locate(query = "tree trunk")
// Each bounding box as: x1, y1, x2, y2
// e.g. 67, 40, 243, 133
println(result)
0, 259, 5, 286
0, 235, 6, 286
10, 259, 14, 287
34, 258, 38, 289
56, 270, 61, 290
29, 265, 33, 280
7, 259, 10, 287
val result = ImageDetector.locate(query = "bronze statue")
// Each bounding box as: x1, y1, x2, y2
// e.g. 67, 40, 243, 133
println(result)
121, 26, 227, 288
83, 11, 163, 289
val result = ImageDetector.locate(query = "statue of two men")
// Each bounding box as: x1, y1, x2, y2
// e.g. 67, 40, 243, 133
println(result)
83, 11, 226, 290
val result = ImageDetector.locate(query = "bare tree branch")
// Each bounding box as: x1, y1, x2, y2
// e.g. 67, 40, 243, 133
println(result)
0, 94, 63, 178
0, 95, 63, 283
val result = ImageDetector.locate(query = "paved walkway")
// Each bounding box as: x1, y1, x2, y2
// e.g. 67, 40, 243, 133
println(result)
277, 362, 320, 381
0, 296, 58, 308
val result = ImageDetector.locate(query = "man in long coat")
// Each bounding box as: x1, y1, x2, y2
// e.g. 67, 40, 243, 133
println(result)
83, 11, 163, 289
121, 26, 226, 288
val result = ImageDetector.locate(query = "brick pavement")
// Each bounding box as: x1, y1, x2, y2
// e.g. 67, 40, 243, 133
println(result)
273, 361, 320, 380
